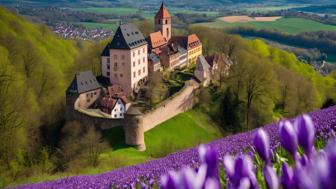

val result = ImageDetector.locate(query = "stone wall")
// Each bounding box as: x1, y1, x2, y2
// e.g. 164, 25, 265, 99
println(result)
65, 79, 200, 151
142, 79, 199, 132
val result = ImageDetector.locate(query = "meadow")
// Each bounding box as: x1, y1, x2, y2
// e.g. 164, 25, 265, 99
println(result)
194, 18, 336, 34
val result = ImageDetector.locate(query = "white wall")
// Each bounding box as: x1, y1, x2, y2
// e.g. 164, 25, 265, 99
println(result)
111, 99, 125, 119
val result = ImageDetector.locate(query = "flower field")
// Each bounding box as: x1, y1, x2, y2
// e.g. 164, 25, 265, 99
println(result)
14, 106, 336, 189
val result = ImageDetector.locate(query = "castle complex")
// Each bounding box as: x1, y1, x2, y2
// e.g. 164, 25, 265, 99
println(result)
65, 3, 229, 151
101, 3, 203, 96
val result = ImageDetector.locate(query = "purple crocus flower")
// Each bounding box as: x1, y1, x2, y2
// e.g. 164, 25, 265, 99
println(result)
199, 145, 219, 179
263, 165, 279, 189
254, 129, 270, 163
295, 115, 315, 155
280, 121, 298, 158
232, 155, 258, 189
281, 163, 295, 189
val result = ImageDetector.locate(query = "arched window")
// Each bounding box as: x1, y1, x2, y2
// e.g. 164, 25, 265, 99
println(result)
165, 19, 168, 24
167, 28, 169, 38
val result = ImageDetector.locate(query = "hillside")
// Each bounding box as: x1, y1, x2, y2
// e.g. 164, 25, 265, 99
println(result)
0, 7, 79, 187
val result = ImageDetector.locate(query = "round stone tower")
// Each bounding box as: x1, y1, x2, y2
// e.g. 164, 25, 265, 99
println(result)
123, 106, 146, 151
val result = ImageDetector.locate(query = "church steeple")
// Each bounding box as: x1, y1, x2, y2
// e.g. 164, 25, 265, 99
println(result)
154, 2, 171, 41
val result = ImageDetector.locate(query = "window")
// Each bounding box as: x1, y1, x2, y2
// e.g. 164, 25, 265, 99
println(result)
138, 69, 141, 76
87, 99, 90, 103
138, 50, 140, 55
86, 93, 89, 97
114, 114, 117, 118
121, 55, 125, 60
120, 113, 123, 116
133, 52, 135, 57
120, 107, 123, 111
106, 58, 110, 63
91, 93, 93, 98
143, 67, 145, 73
138, 59, 140, 65
120, 74, 123, 78
115, 63, 118, 67
143, 57, 145, 63
143, 48, 145, 53
165, 19, 168, 24
122, 62, 125, 66
94, 92, 97, 95
107, 65, 110, 69
167, 28, 169, 38
133, 61, 135, 67
114, 55, 118, 60
107, 71, 110, 76
133, 72, 136, 78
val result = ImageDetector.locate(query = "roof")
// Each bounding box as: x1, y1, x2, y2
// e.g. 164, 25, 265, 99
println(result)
67, 71, 101, 94
149, 31, 167, 49
149, 53, 161, 64
155, 3, 171, 19
170, 34, 201, 50
109, 23, 147, 50
126, 106, 143, 115
107, 84, 129, 104
101, 43, 112, 56
100, 96, 117, 113
187, 34, 202, 49
197, 55, 211, 71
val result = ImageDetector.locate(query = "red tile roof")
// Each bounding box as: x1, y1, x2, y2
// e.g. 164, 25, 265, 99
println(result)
149, 31, 167, 49
99, 96, 117, 114
170, 34, 201, 50
187, 34, 201, 49
155, 3, 171, 19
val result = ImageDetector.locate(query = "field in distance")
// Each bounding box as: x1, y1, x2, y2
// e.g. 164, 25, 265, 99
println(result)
193, 17, 336, 34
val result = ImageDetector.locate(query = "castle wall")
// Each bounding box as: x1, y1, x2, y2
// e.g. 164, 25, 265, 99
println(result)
66, 105, 124, 130
66, 79, 200, 151
142, 80, 199, 132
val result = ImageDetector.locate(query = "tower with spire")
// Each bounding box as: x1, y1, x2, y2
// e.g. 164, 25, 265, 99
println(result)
154, 2, 171, 41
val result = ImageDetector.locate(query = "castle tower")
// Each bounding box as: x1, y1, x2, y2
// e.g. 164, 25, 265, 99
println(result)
155, 2, 171, 41
123, 106, 146, 151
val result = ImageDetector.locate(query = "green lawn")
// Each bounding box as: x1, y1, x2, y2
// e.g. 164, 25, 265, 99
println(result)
74, 22, 118, 30
13, 110, 222, 185
193, 18, 336, 34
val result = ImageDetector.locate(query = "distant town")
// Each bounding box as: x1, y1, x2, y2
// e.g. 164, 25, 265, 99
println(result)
50, 23, 113, 40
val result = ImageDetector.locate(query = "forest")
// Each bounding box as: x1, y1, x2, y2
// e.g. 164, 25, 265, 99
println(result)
0, 7, 336, 188
229, 27, 336, 54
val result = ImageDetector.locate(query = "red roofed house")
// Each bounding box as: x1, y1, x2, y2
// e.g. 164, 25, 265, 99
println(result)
100, 97, 126, 119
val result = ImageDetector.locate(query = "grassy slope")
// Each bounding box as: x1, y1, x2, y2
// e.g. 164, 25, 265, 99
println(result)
13, 110, 222, 185
194, 18, 336, 34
